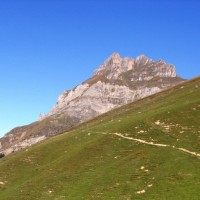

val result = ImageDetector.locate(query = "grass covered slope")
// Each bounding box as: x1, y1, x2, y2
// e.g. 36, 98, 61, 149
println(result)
0, 76, 200, 200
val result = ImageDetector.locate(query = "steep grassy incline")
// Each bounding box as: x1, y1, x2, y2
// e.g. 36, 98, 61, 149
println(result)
0, 76, 200, 200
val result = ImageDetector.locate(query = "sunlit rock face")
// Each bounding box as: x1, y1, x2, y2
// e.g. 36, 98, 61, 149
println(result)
46, 81, 160, 122
1, 53, 184, 155
43, 53, 180, 122
94, 53, 176, 80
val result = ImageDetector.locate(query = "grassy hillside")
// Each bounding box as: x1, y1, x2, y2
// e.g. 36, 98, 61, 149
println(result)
0, 76, 200, 200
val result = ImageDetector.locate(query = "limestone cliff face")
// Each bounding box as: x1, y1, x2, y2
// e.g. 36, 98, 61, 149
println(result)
94, 53, 176, 80
0, 53, 184, 155
45, 82, 160, 123
42, 53, 180, 123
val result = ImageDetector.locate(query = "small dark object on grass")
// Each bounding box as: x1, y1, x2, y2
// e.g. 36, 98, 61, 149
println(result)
0, 152, 5, 158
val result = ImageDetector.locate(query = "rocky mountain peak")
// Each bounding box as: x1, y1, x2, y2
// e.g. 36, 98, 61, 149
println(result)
136, 54, 148, 59
134, 54, 152, 66
108, 52, 121, 62
94, 53, 176, 80
0, 52, 184, 156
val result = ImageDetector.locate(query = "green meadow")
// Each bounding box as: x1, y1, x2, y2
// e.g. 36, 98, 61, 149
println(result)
0, 76, 200, 200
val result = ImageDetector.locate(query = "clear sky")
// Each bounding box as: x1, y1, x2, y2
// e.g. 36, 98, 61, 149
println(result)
0, 0, 200, 137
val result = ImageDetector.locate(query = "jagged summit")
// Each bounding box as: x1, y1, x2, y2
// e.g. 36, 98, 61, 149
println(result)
136, 54, 149, 59
134, 54, 152, 66
108, 52, 121, 60
0, 53, 184, 155
43, 53, 180, 122
94, 53, 176, 80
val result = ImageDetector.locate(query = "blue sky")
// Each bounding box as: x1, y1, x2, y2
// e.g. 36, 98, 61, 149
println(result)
0, 0, 200, 137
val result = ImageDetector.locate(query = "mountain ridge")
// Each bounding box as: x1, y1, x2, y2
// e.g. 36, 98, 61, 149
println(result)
0, 53, 184, 155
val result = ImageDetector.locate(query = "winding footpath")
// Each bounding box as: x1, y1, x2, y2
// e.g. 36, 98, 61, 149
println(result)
113, 133, 169, 147
110, 132, 200, 158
